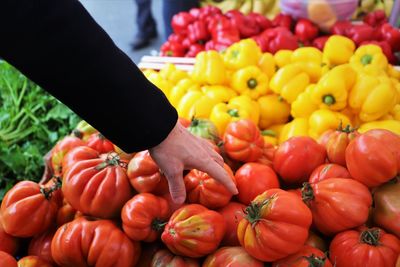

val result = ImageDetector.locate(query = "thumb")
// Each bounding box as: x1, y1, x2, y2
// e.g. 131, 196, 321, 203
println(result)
165, 170, 186, 205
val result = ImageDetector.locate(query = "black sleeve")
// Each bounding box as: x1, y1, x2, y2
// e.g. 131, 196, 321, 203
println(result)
0, 0, 178, 153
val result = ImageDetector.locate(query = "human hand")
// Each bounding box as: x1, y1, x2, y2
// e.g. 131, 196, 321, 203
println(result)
149, 121, 238, 204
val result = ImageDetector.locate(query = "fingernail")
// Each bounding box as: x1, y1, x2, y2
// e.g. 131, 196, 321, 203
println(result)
174, 196, 186, 204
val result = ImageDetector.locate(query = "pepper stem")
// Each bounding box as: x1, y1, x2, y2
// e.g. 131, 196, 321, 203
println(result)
323, 95, 335, 106
247, 78, 258, 89
360, 228, 381, 246
361, 54, 373, 66
261, 129, 277, 137
227, 109, 239, 117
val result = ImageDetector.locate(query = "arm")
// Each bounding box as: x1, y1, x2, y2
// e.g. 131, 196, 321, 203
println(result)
0, 0, 177, 152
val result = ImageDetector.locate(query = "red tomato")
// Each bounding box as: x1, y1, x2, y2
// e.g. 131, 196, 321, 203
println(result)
151, 249, 199, 267
223, 119, 264, 162
136, 242, 163, 267
161, 204, 226, 258
397, 255, 400, 267
0, 215, 19, 255
302, 178, 372, 235
0, 251, 17, 267
121, 193, 170, 242
61, 145, 99, 174
203, 246, 264, 267
18, 256, 53, 267
86, 132, 115, 153
305, 231, 328, 252
51, 217, 141, 267
56, 201, 77, 227
255, 142, 276, 168
44, 177, 63, 207
309, 163, 351, 183
237, 189, 312, 262
330, 227, 400, 267
372, 178, 400, 238
274, 136, 326, 185
325, 125, 359, 166
127, 150, 169, 195
346, 129, 400, 187
184, 164, 236, 209
217, 202, 246, 246
1, 181, 59, 237
51, 135, 85, 175
235, 163, 280, 205
62, 152, 133, 219
28, 229, 56, 265
272, 245, 332, 267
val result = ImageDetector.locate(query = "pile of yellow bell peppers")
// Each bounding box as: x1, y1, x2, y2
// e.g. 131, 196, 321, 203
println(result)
143, 36, 400, 145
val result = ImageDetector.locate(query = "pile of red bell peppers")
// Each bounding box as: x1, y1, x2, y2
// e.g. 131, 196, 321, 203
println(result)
161, 6, 400, 64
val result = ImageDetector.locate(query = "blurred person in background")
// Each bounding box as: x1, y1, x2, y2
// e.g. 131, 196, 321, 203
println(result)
132, 0, 198, 50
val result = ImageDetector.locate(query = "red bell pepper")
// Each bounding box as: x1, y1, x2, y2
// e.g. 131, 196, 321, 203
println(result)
188, 19, 210, 44
198, 5, 222, 21
189, 7, 201, 19
182, 37, 192, 49
160, 41, 186, 57
378, 23, 400, 52
186, 43, 205, 57
272, 13, 293, 30
248, 12, 272, 31
363, 10, 387, 27
205, 40, 230, 52
212, 28, 240, 46
168, 33, 186, 44
225, 10, 261, 38
330, 21, 352, 36
312, 36, 330, 50
207, 14, 232, 35
347, 24, 375, 45
295, 18, 319, 43
252, 34, 269, 52
361, 40, 396, 64
263, 27, 299, 54
171, 12, 195, 35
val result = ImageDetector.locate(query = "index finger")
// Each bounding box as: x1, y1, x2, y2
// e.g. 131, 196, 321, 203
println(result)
194, 159, 238, 195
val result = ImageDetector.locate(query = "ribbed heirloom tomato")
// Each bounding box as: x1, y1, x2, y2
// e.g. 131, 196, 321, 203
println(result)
161, 204, 226, 258
274, 136, 326, 185
305, 231, 328, 252
151, 249, 199, 267
237, 188, 312, 262
0, 215, 19, 255
184, 164, 236, 209
18, 256, 53, 267
324, 124, 359, 166
223, 119, 264, 162
62, 152, 133, 219
302, 178, 372, 235
272, 245, 332, 267
309, 163, 351, 183
86, 132, 115, 153
28, 229, 56, 265
203, 246, 264, 267
51, 134, 85, 175
121, 193, 170, 242
127, 150, 169, 195
217, 202, 246, 246
346, 129, 400, 187
61, 146, 99, 175
0, 251, 17, 267
234, 162, 280, 205
330, 227, 400, 267
56, 200, 77, 227
1, 181, 60, 237
51, 217, 141, 267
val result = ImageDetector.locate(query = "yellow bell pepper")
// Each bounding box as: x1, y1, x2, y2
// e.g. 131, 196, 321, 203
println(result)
231, 66, 269, 99
192, 50, 227, 85
176, 91, 218, 119
291, 84, 319, 118
359, 120, 400, 135
258, 52, 276, 78
291, 47, 323, 65
388, 65, 400, 79
348, 74, 398, 122
210, 95, 260, 134
308, 109, 352, 139
323, 35, 356, 66
201, 85, 237, 103
274, 50, 293, 68
310, 64, 356, 111
268, 123, 285, 137
159, 63, 189, 85
169, 79, 200, 107
390, 104, 400, 121
261, 129, 278, 145
144, 71, 173, 98
223, 39, 262, 70
257, 94, 290, 129
269, 63, 310, 103
349, 45, 388, 76
279, 118, 309, 144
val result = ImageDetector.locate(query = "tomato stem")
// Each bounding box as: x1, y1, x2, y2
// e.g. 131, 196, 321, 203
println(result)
244, 196, 275, 226
301, 182, 314, 204
95, 153, 127, 170
40, 176, 62, 200
360, 228, 381, 246
72, 129, 83, 139
336, 121, 356, 133
151, 218, 167, 232
303, 254, 328, 267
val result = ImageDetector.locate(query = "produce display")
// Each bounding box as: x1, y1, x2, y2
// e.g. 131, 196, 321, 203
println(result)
2, 2, 400, 267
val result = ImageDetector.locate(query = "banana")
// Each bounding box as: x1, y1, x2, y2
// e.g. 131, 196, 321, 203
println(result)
252, 0, 268, 14
239, 0, 253, 14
